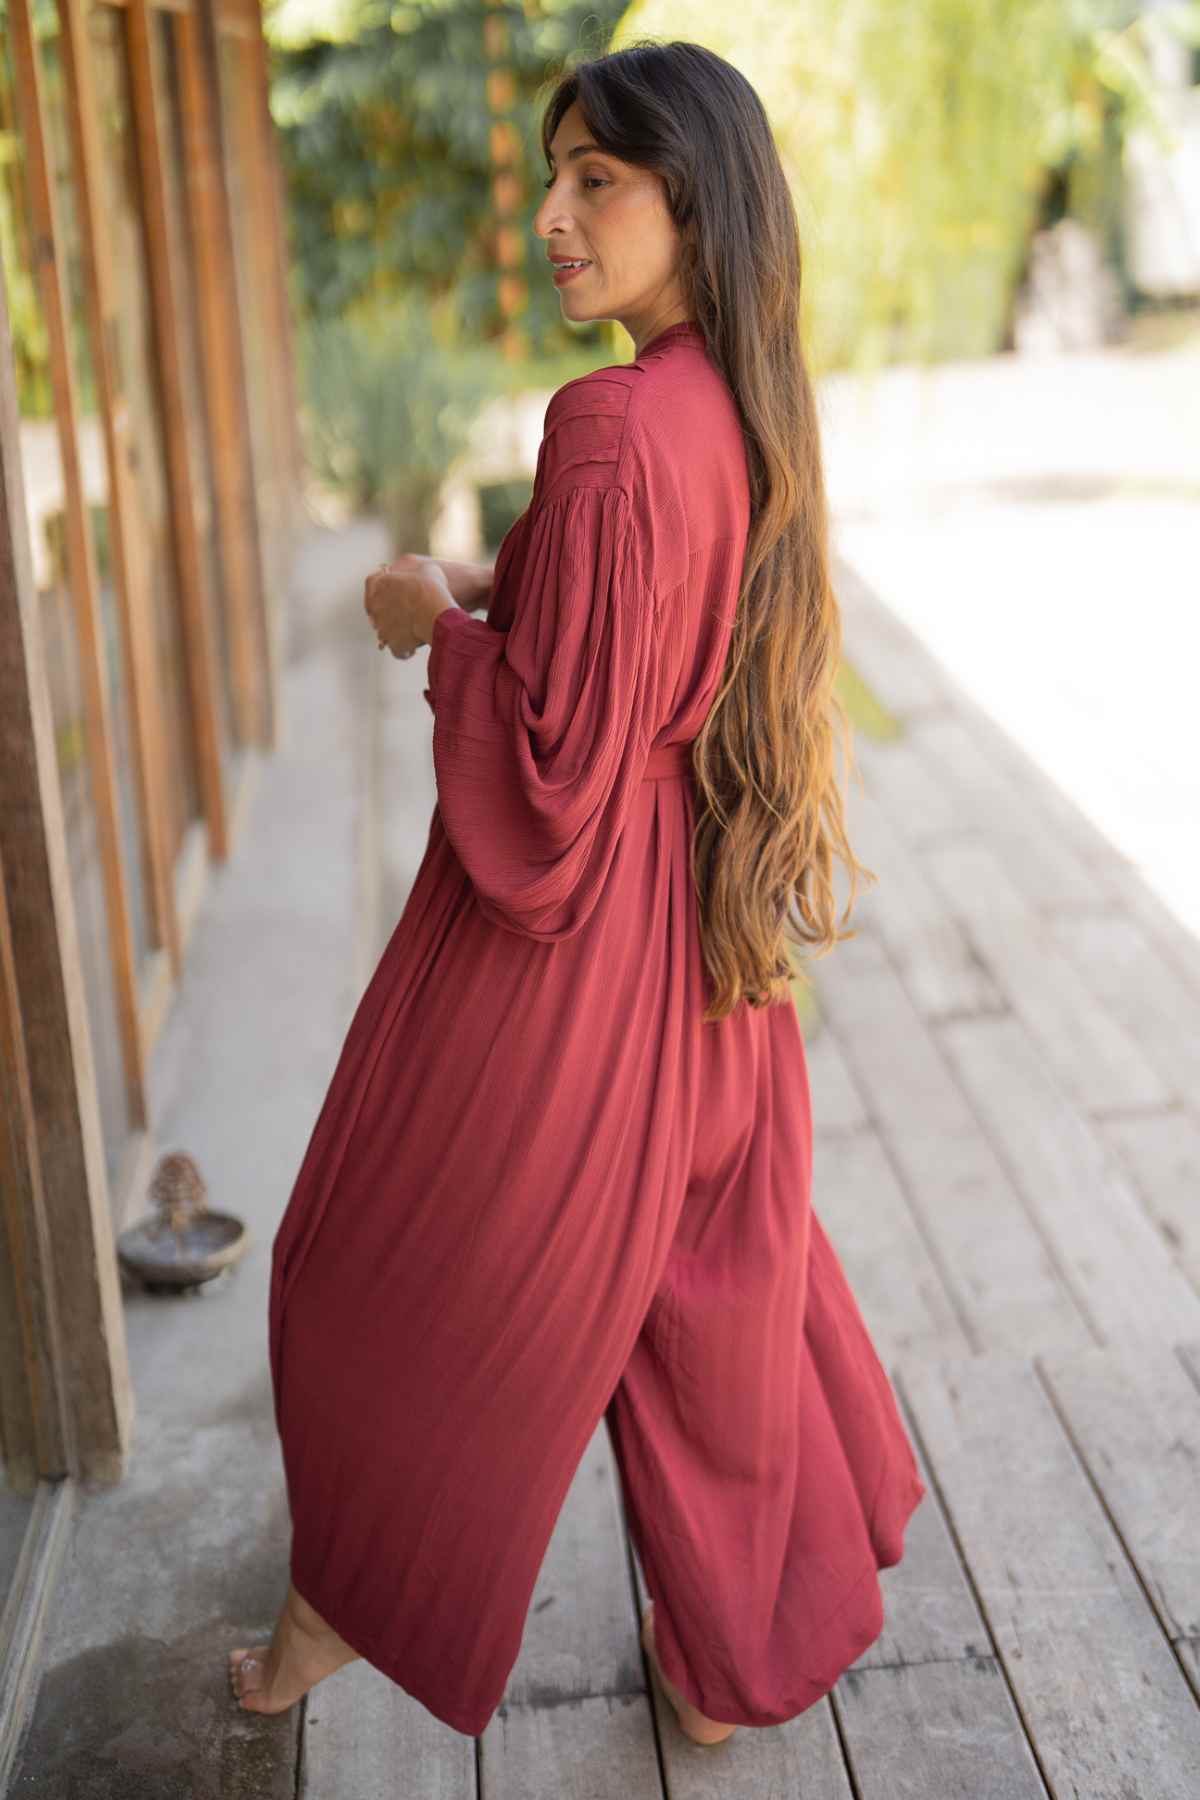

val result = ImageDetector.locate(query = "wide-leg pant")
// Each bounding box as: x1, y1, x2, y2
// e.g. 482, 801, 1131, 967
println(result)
270, 779, 925, 1737
606, 993, 926, 1727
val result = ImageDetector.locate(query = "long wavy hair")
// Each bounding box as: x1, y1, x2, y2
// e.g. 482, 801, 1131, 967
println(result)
540, 39, 875, 1024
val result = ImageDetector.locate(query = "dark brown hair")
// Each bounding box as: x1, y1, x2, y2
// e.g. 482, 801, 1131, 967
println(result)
540, 39, 872, 1022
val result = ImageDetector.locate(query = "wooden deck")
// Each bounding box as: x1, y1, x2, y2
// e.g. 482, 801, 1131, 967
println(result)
299, 560, 1200, 1797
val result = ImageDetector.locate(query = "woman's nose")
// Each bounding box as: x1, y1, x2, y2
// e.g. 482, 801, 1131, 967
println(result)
533, 196, 572, 239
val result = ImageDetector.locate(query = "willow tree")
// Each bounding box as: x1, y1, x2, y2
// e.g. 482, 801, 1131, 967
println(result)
610, 0, 1175, 370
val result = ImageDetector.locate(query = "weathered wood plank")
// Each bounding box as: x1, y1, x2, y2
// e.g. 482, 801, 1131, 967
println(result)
1103, 858, 1200, 1016
1047, 909, 1200, 1127
938, 1013, 1200, 1345
852, 734, 964, 843
923, 839, 1172, 1115
903, 712, 1108, 910
835, 1398, 1044, 1798
837, 561, 956, 720
482, 1694, 660, 1800
814, 1124, 969, 1364
505, 1424, 643, 1707
835, 1660, 1046, 1800
844, 780, 1005, 1022
930, 679, 1132, 875
302, 1659, 474, 1798
1097, 1108, 1200, 1300
480, 1424, 662, 1795
805, 1019, 871, 1135
812, 932, 1088, 1354
1036, 1342, 1200, 1676
898, 1350, 1200, 1798
845, 1423, 978, 1674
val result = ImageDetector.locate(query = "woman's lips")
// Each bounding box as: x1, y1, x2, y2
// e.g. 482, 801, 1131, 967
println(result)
551, 261, 592, 285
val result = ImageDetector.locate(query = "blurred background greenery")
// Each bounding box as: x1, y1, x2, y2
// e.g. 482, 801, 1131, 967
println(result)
258, 0, 1200, 547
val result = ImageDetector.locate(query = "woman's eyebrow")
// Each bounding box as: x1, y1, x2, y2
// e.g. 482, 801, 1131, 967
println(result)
547, 141, 605, 166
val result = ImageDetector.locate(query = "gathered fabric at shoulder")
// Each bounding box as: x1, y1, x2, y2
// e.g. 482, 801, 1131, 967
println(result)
423, 480, 670, 941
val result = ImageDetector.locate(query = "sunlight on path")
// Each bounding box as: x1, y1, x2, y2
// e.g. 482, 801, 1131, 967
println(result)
819, 322, 1200, 939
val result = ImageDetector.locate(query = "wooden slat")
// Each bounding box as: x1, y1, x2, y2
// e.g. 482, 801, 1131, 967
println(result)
243, 0, 306, 497
898, 1351, 1200, 1798
1047, 908, 1200, 1127
835, 560, 954, 720
903, 712, 1110, 910
1097, 1108, 1200, 1299
1103, 856, 1200, 1015
481, 1696, 660, 1800
833, 1420, 1045, 1800
506, 1424, 643, 1709
0, 224, 133, 1483
483, 1424, 662, 1797
219, 33, 289, 591
938, 1013, 1200, 1345
203, 8, 287, 723
852, 733, 963, 843
7, 0, 147, 1127
813, 1124, 969, 1364
125, 0, 230, 862
301, 1658, 474, 1797
176, 3, 272, 751
837, 1661, 1047, 1800
923, 838, 1172, 1115
0, 843, 70, 1482
805, 1017, 871, 1134
812, 932, 1089, 1355
56, 0, 182, 974
844, 779, 1005, 1021
1037, 1341, 1200, 1683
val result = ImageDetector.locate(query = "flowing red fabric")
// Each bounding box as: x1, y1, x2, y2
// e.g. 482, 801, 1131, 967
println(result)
268, 320, 925, 1735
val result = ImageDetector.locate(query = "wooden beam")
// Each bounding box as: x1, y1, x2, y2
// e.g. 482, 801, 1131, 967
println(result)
196, 0, 279, 743
126, 0, 231, 861
177, 2, 272, 749
0, 844, 73, 1486
0, 226, 134, 1487
221, 32, 290, 599
242, 0, 306, 501
56, 0, 183, 976
7, 0, 149, 1128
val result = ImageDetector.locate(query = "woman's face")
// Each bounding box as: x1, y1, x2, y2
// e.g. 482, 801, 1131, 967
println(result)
533, 100, 690, 355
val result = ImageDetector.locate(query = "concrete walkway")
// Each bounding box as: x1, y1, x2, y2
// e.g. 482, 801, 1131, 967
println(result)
10, 340, 1200, 1793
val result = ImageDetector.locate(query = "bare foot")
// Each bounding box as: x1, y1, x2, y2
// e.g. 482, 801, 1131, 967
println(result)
228, 1580, 362, 1713
640, 1602, 738, 1746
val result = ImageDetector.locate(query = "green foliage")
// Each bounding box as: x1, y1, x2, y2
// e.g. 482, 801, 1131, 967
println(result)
478, 476, 534, 549
298, 287, 513, 549
267, 0, 625, 352
609, 0, 1188, 368
267, 0, 1193, 374
271, 0, 1197, 530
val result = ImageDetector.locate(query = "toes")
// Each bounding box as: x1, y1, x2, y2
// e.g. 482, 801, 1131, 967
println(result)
228, 1648, 268, 1701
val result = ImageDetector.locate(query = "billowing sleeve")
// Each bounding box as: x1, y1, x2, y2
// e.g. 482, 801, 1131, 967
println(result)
422, 476, 669, 940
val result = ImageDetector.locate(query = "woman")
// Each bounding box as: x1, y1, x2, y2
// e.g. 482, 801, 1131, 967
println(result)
230, 38, 925, 1746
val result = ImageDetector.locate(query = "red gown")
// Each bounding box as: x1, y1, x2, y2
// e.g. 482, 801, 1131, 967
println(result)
267, 318, 925, 1735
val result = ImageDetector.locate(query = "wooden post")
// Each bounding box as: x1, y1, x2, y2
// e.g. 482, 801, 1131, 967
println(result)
7, 0, 149, 1130
484, 0, 528, 361
177, 2, 275, 750
126, 0, 231, 861
0, 254, 134, 1488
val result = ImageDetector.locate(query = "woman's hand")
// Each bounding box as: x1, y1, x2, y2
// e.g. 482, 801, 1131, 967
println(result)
435, 558, 495, 614
364, 556, 457, 660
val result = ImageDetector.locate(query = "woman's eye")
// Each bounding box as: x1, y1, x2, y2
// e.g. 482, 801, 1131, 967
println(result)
541, 176, 608, 191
